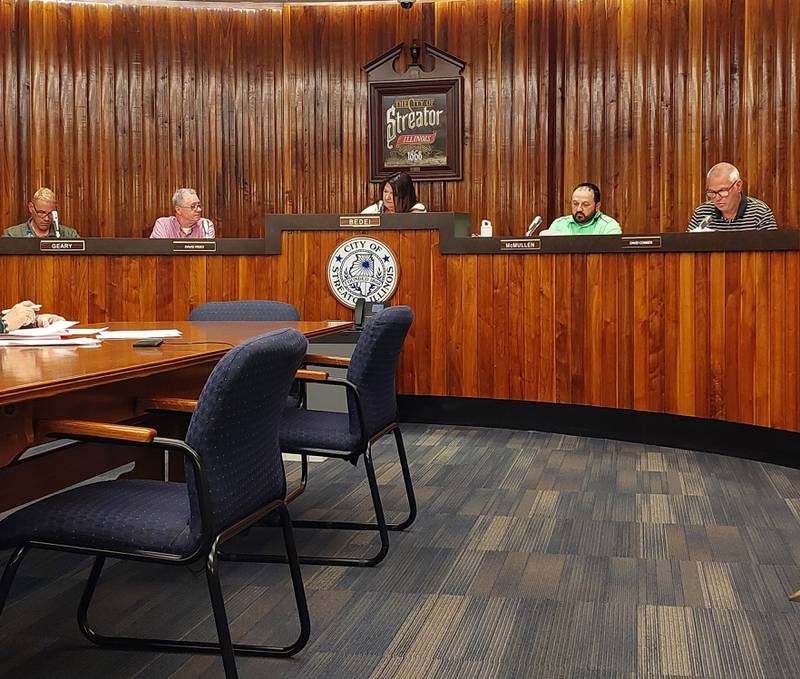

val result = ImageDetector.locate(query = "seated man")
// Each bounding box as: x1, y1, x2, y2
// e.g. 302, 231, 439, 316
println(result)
542, 183, 621, 235
687, 162, 777, 231
150, 188, 215, 239
3, 188, 79, 238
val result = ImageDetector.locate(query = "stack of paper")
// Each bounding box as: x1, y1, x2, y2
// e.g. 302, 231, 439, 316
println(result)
0, 321, 102, 347
97, 330, 182, 340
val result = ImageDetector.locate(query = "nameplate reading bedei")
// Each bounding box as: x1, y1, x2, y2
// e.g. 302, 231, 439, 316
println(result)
172, 240, 217, 253
339, 215, 381, 228
327, 237, 399, 308
40, 240, 85, 252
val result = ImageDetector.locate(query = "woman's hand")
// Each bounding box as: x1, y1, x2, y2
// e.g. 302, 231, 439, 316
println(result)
3, 301, 38, 332
36, 313, 65, 328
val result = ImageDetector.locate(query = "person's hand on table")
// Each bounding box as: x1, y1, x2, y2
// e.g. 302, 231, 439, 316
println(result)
3, 301, 38, 331
36, 313, 65, 328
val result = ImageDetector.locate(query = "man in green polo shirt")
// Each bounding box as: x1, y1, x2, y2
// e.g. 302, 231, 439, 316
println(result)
542, 183, 621, 235
2, 187, 79, 238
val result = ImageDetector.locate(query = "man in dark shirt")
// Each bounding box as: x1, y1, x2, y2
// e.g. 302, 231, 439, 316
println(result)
687, 163, 777, 231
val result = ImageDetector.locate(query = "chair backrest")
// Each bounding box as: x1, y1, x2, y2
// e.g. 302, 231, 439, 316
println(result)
189, 300, 300, 322
346, 305, 413, 438
184, 329, 307, 537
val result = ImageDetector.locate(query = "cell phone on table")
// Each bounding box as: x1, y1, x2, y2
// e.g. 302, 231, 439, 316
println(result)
132, 338, 164, 347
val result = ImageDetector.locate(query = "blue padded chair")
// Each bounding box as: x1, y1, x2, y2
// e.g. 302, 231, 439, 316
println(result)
0, 329, 310, 679
189, 299, 303, 407
189, 300, 300, 322
228, 305, 417, 568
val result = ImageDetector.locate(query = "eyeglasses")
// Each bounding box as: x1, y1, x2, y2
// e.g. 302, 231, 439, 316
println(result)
178, 203, 202, 210
705, 181, 737, 200
30, 208, 52, 217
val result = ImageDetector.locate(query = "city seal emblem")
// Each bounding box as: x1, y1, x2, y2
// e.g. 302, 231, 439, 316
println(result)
327, 237, 399, 308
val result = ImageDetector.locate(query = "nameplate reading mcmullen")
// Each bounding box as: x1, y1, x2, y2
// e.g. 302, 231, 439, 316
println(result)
500, 239, 541, 251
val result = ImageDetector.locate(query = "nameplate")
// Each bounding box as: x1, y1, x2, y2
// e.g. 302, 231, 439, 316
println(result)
339, 215, 381, 228
621, 236, 662, 250
172, 240, 217, 253
40, 240, 85, 252
500, 238, 541, 251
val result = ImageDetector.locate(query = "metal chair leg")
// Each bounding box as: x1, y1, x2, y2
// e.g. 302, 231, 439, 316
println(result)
386, 427, 417, 531
75, 539, 309, 660
77, 555, 106, 642
277, 505, 311, 652
0, 545, 30, 615
227, 448, 391, 567
205, 540, 239, 679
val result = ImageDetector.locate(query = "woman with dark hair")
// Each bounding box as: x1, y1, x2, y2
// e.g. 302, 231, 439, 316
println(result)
362, 172, 426, 214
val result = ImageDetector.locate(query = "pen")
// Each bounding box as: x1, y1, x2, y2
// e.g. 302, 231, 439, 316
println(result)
2, 304, 42, 314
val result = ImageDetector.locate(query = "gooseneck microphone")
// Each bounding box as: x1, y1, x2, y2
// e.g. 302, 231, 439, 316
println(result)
377, 200, 384, 213
201, 218, 210, 238
51, 210, 61, 238
525, 215, 543, 237
688, 215, 712, 232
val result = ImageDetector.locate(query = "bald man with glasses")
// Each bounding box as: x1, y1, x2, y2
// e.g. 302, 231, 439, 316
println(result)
687, 163, 777, 231
150, 188, 215, 239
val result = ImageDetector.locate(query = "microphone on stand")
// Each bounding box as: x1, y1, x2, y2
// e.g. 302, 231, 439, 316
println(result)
201, 218, 210, 238
51, 210, 61, 238
525, 215, 543, 237
376, 200, 384, 213
688, 215, 712, 232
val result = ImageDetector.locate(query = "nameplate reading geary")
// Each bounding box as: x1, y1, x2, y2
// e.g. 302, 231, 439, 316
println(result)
40, 240, 85, 252
339, 215, 381, 228
172, 240, 217, 253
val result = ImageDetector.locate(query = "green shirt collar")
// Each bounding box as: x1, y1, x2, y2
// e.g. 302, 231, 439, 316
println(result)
569, 210, 604, 229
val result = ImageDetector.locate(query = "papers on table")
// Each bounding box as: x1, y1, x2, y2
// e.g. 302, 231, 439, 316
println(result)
0, 323, 180, 346
0, 337, 100, 347
7, 320, 78, 336
68, 327, 109, 336
1, 320, 100, 346
97, 329, 182, 340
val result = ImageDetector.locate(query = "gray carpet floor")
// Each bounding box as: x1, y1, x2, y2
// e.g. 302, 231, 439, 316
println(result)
2, 424, 800, 678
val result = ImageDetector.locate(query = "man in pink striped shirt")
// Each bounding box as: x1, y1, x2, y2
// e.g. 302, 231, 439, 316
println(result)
150, 188, 215, 239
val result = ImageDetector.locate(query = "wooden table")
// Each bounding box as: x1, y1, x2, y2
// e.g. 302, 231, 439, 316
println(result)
0, 320, 350, 511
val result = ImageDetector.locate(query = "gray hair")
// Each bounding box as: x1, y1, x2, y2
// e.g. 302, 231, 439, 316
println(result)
172, 188, 198, 208
707, 163, 740, 183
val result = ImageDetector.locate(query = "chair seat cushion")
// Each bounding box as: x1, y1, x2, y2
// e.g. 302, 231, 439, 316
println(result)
280, 408, 362, 453
0, 479, 195, 555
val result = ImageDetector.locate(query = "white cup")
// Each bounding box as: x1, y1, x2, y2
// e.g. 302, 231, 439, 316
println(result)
480, 219, 493, 237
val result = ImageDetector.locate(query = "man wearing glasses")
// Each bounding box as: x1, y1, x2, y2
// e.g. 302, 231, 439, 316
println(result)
2, 187, 79, 238
687, 163, 777, 231
150, 188, 215, 239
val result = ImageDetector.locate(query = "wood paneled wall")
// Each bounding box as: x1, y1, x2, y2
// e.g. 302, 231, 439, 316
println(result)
2, 0, 799, 236
2, 237, 798, 432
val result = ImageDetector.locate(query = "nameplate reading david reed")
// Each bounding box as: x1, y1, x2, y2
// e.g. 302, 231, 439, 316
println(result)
327, 237, 399, 309
172, 241, 217, 253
